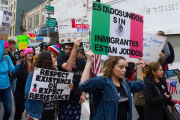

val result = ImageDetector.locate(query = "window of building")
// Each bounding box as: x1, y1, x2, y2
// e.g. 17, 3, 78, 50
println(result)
24, 20, 26, 28
42, 11, 45, 25
28, 17, 33, 28
11, 4, 13, 10
1, 0, 8, 5
34, 14, 39, 27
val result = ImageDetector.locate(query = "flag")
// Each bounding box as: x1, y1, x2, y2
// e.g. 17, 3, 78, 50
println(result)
167, 81, 177, 94
28, 33, 36, 41
92, 54, 102, 75
91, 1, 143, 59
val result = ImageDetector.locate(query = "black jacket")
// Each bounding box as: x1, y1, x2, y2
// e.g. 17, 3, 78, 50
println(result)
7, 51, 19, 78
144, 75, 175, 120
16, 61, 28, 93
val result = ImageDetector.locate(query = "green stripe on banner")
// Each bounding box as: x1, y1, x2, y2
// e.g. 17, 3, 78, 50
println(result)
91, 1, 110, 55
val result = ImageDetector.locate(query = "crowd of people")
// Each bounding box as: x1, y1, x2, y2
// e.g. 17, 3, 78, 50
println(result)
0, 31, 178, 120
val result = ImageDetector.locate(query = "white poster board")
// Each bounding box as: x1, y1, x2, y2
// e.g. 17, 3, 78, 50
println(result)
58, 18, 89, 43
168, 63, 180, 70
83, 43, 90, 52
143, 33, 166, 64
1, 8, 12, 27
43, 37, 50, 43
28, 67, 73, 101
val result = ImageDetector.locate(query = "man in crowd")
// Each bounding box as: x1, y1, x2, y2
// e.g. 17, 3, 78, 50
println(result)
156, 31, 171, 71
57, 40, 85, 120
7, 40, 20, 106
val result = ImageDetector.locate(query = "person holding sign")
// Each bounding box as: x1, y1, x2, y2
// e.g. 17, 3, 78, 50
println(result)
14, 48, 34, 120
24, 51, 73, 120
144, 62, 175, 120
0, 40, 21, 120
57, 39, 85, 120
79, 46, 145, 120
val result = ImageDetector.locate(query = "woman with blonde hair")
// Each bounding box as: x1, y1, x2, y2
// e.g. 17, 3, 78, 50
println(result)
79, 48, 145, 120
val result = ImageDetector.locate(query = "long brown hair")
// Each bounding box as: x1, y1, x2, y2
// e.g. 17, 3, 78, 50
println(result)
33, 51, 54, 70
103, 56, 126, 83
22, 54, 34, 71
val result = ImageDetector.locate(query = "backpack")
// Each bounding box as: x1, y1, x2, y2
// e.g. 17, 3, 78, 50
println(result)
89, 78, 107, 120
166, 42, 175, 64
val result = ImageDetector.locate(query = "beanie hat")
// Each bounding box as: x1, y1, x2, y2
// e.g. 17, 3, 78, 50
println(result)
23, 48, 34, 56
4, 41, 9, 48
77, 47, 84, 53
48, 45, 60, 56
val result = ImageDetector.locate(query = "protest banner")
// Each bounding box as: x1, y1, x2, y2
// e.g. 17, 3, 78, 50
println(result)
17, 35, 30, 45
83, 43, 91, 52
43, 37, 50, 43
35, 47, 40, 54
91, 1, 143, 59
164, 69, 180, 78
168, 63, 180, 70
18, 43, 27, 50
0, 27, 9, 40
28, 67, 73, 101
1, 8, 12, 27
143, 33, 166, 64
58, 18, 89, 43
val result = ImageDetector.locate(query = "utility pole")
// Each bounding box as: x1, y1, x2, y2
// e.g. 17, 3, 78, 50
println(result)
47, 0, 50, 37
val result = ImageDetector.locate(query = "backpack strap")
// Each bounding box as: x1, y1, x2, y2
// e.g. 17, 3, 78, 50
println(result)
5, 56, 12, 76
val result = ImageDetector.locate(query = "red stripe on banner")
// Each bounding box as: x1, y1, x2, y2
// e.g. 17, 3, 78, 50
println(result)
130, 12, 143, 58
72, 19, 76, 28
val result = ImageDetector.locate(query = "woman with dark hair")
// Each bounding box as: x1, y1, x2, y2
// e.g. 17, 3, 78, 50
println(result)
79, 49, 145, 120
24, 51, 73, 120
144, 62, 175, 120
14, 48, 34, 120
19, 50, 24, 59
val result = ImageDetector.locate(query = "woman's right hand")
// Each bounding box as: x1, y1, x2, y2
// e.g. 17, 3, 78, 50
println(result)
86, 45, 93, 63
165, 92, 171, 99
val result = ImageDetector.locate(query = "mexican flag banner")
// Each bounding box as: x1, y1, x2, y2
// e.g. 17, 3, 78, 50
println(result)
91, 1, 143, 59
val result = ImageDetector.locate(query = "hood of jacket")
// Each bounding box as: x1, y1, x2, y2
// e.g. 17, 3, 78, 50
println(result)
0, 40, 5, 60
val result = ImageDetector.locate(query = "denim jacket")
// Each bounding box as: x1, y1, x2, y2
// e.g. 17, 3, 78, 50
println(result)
24, 72, 43, 119
79, 76, 145, 120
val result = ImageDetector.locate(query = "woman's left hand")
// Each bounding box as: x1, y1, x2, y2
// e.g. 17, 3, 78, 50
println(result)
69, 83, 73, 90
16, 60, 21, 65
137, 58, 144, 68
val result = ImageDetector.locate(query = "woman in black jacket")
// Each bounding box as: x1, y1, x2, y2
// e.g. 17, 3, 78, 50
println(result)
14, 48, 34, 120
144, 62, 175, 120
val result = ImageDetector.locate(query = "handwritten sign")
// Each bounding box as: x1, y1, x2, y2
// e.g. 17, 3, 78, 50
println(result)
143, 33, 166, 64
18, 43, 27, 50
1, 8, 12, 27
28, 67, 73, 100
58, 18, 89, 43
168, 63, 180, 70
43, 37, 50, 43
91, 1, 143, 59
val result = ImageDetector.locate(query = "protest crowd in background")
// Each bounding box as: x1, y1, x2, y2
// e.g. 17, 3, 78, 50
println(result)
0, 1, 180, 120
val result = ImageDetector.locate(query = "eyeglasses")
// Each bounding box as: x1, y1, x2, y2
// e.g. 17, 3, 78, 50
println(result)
78, 52, 82, 54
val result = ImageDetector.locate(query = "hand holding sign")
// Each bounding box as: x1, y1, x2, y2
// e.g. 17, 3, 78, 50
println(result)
136, 58, 144, 68
74, 39, 80, 50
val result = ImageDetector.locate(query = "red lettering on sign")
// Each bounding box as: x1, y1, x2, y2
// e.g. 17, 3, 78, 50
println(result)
75, 24, 89, 29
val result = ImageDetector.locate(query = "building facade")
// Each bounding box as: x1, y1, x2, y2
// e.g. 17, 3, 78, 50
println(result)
8, 0, 46, 40
22, 1, 58, 43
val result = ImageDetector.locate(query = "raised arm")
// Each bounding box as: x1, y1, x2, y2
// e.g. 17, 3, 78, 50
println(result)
7, 55, 21, 73
61, 40, 80, 72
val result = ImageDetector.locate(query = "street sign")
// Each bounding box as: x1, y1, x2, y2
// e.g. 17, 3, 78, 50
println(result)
46, 19, 56, 27
45, 10, 54, 15
45, 5, 54, 11
46, 17, 56, 20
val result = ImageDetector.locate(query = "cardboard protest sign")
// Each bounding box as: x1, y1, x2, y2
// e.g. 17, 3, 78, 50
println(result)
0, 27, 9, 40
35, 47, 40, 54
164, 69, 180, 78
58, 18, 89, 43
28, 67, 73, 100
143, 33, 166, 64
18, 43, 27, 50
43, 37, 50, 43
83, 43, 91, 52
91, 1, 143, 59
1, 8, 12, 27
168, 63, 180, 70
17, 35, 30, 45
